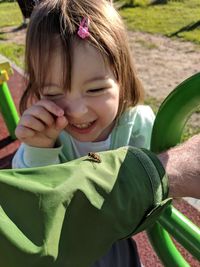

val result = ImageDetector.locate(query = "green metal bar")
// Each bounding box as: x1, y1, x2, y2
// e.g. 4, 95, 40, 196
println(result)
147, 222, 189, 267
158, 205, 200, 261
151, 72, 200, 153
0, 81, 19, 139
149, 72, 200, 266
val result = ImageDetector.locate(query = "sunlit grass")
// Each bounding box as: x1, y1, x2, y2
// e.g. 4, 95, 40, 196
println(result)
120, 0, 200, 44
0, 43, 24, 68
0, 2, 24, 67
0, 2, 22, 27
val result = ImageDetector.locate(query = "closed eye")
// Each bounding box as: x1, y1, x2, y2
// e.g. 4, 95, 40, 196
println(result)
87, 88, 106, 94
42, 94, 64, 100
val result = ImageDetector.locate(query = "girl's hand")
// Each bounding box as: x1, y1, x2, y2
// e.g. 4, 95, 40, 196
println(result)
15, 99, 68, 148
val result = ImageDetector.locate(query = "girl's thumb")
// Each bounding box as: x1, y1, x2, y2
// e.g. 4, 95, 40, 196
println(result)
55, 116, 68, 131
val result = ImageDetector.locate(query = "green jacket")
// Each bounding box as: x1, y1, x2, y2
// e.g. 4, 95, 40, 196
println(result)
0, 146, 171, 267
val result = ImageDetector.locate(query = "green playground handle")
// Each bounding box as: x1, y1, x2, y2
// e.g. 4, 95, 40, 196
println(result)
148, 72, 200, 266
0, 81, 19, 139
159, 205, 200, 261
151, 72, 200, 153
148, 222, 190, 267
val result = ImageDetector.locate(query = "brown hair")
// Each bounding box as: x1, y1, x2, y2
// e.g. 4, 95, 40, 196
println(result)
20, 0, 144, 117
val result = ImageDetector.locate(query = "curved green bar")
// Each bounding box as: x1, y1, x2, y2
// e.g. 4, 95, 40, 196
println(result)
151, 72, 200, 153
159, 205, 200, 261
148, 222, 189, 267
148, 72, 200, 266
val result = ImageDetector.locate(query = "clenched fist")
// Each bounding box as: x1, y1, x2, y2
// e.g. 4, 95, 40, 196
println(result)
15, 99, 68, 148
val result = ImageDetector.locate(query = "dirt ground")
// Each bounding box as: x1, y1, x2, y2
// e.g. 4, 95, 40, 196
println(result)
129, 31, 200, 100
2, 26, 200, 126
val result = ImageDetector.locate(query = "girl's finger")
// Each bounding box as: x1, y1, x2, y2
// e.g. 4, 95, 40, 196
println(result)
23, 105, 55, 126
19, 115, 46, 131
55, 116, 68, 130
35, 99, 64, 117
15, 125, 35, 139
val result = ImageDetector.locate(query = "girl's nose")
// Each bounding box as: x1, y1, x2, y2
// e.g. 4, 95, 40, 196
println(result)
65, 98, 88, 118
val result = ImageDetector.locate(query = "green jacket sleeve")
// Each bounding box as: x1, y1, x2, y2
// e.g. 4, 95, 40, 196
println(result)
0, 146, 171, 267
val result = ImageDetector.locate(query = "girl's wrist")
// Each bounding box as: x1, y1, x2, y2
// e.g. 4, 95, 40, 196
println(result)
24, 138, 57, 149
22, 143, 62, 167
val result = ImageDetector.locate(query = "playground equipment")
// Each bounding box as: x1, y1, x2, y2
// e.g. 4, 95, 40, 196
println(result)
0, 60, 19, 139
149, 72, 200, 266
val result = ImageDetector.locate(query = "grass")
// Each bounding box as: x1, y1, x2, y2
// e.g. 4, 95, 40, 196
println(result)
182, 124, 200, 142
0, 42, 24, 68
0, 2, 24, 67
145, 95, 160, 114
119, 0, 200, 44
0, 2, 22, 27
0, 32, 6, 40
0, 43, 24, 68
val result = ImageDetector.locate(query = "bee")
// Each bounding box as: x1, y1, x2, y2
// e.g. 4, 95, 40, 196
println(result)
88, 152, 101, 163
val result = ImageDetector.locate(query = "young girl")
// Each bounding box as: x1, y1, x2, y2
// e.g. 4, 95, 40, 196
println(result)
13, 0, 155, 266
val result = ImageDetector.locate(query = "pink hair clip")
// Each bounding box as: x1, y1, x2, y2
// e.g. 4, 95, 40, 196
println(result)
77, 17, 90, 39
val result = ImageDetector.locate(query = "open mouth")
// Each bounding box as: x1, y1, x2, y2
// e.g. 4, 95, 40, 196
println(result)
69, 120, 97, 132
70, 121, 94, 129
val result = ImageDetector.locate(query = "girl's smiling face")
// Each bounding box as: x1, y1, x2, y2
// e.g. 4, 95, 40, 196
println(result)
41, 40, 120, 142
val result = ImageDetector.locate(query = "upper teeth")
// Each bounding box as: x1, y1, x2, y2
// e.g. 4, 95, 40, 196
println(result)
72, 122, 93, 129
